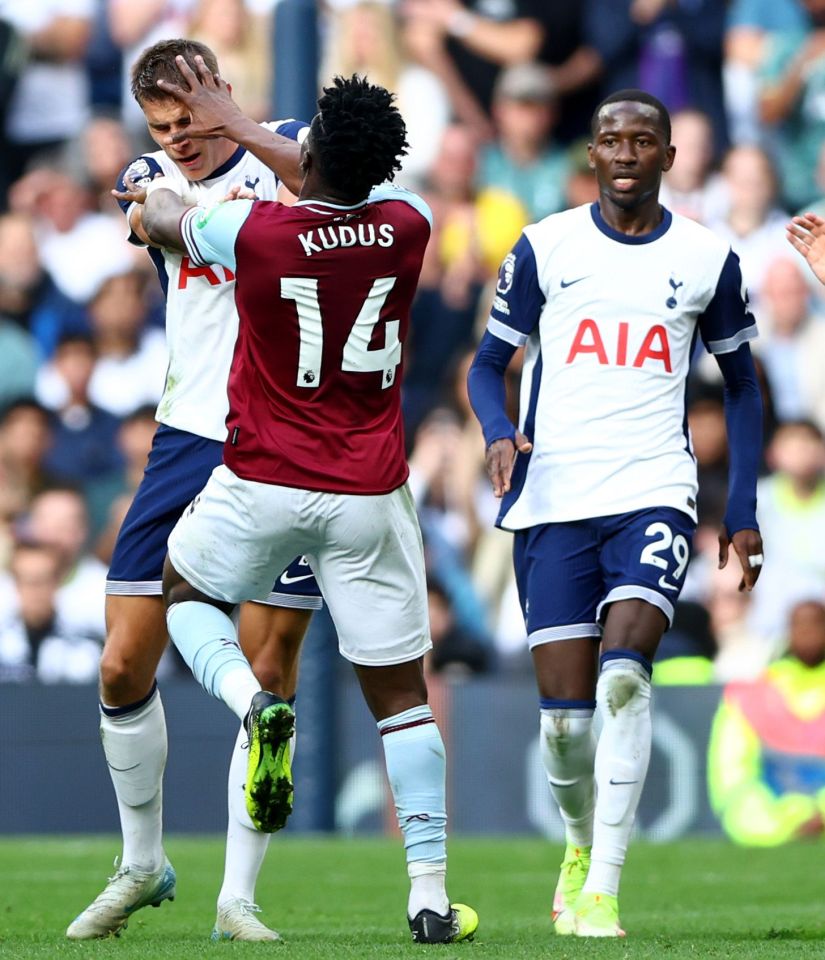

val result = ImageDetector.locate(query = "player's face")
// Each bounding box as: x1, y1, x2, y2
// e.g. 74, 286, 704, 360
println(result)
142, 97, 232, 181
588, 103, 675, 210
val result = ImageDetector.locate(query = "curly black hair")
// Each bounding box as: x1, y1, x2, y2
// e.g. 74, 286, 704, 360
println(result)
311, 75, 409, 199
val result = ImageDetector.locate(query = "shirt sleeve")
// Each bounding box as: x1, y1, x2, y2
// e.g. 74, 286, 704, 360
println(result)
180, 199, 255, 272
486, 232, 546, 345
115, 155, 165, 246
261, 119, 310, 143
368, 183, 433, 229
698, 249, 758, 355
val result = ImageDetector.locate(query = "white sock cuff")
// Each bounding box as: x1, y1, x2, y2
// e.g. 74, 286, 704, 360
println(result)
539, 708, 594, 741
377, 705, 434, 736
408, 859, 447, 877
100, 682, 161, 722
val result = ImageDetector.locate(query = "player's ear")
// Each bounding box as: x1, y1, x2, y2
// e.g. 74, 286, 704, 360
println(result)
662, 144, 676, 173
226, 82, 232, 96
586, 142, 595, 170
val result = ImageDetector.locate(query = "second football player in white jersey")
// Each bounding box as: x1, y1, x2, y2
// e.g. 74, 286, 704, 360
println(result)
66, 40, 320, 943
469, 89, 764, 938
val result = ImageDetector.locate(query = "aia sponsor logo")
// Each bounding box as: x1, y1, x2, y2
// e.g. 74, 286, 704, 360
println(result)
566, 319, 672, 372
177, 256, 235, 289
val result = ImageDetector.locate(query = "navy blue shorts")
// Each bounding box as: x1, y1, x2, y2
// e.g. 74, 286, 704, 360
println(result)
513, 507, 695, 648
107, 425, 322, 608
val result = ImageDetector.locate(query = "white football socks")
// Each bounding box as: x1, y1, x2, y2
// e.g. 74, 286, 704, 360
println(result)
378, 706, 449, 918
99, 684, 166, 873
584, 656, 652, 898
166, 601, 260, 722
217, 724, 272, 907
539, 704, 596, 848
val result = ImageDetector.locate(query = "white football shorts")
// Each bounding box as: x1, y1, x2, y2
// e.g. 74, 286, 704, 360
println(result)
167, 464, 431, 666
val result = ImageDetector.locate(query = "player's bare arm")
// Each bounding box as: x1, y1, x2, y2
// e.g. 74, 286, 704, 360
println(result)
141, 181, 194, 252
158, 55, 304, 196
485, 432, 532, 498
786, 212, 825, 286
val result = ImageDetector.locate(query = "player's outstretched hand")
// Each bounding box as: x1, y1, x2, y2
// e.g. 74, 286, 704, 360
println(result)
485, 431, 532, 499
112, 173, 161, 206
157, 54, 244, 143
718, 527, 763, 592
786, 213, 825, 286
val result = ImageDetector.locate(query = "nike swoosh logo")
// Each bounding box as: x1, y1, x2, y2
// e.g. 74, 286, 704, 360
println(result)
658, 576, 679, 592
106, 762, 141, 772
609, 778, 638, 785
560, 276, 589, 288
279, 571, 315, 585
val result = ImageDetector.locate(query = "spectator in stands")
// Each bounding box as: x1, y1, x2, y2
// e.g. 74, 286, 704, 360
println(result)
751, 420, 825, 649
709, 560, 768, 682
34, 333, 125, 532
189, 0, 271, 122
402, 0, 601, 144
82, 271, 167, 418
659, 109, 728, 223
754, 258, 825, 428
476, 62, 569, 222
324, 1, 450, 189
22, 486, 107, 641
724, 0, 810, 145
0, 540, 100, 682
654, 601, 716, 685
64, 114, 136, 214
107, 0, 196, 138
0, 1, 93, 198
759, 0, 825, 210
564, 138, 600, 208
8, 167, 134, 309
584, 0, 728, 154
0, 540, 100, 683
403, 124, 483, 433
0, 211, 88, 357
0, 314, 38, 409
427, 576, 489, 676
708, 599, 825, 845
709, 145, 789, 311
0, 399, 56, 523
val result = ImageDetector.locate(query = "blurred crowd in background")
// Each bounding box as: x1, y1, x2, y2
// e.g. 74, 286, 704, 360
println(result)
2, 0, 825, 691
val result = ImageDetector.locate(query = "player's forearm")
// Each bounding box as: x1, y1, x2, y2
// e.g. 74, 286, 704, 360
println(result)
28, 17, 90, 62
451, 16, 544, 66
142, 185, 192, 253
221, 117, 303, 196
467, 331, 516, 446
717, 345, 762, 535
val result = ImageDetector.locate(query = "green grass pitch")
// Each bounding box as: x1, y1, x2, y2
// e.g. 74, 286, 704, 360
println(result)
1, 836, 823, 958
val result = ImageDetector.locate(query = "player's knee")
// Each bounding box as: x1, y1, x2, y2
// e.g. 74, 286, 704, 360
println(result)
99, 648, 147, 703
539, 710, 593, 758
596, 661, 651, 717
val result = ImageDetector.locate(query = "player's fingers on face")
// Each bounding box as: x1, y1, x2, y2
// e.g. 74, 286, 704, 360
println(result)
174, 55, 198, 91
194, 55, 213, 85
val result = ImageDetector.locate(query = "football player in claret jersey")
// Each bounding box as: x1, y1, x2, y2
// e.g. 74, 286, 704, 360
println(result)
134, 73, 478, 945
66, 40, 321, 943
468, 89, 764, 937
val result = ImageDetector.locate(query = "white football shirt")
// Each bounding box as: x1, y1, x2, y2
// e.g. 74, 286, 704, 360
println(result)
487, 202, 757, 529
117, 121, 307, 441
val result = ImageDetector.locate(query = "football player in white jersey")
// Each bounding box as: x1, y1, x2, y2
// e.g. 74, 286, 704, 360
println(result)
66, 40, 321, 943
468, 89, 764, 938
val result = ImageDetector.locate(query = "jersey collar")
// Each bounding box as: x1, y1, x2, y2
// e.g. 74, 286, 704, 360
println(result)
293, 198, 369, 215
203, 144, 247, 182
590, 202, 672, 245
